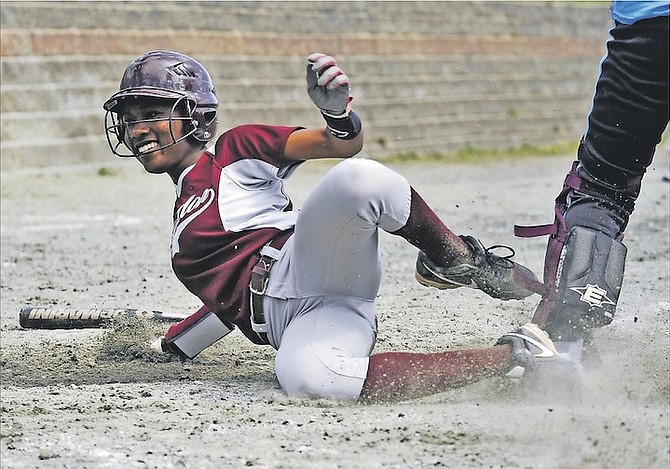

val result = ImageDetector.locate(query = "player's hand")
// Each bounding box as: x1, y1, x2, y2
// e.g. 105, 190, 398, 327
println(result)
306, 52, 352, 116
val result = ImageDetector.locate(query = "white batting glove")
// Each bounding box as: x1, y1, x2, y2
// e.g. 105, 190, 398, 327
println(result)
306, 52, 352, 116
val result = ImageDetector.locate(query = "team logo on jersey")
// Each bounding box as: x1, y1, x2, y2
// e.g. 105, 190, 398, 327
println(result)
171, 188, 215, 257
570, 283, 615, 308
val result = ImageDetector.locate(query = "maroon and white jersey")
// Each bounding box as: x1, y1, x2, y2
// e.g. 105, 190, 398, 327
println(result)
170, 124, 302, 343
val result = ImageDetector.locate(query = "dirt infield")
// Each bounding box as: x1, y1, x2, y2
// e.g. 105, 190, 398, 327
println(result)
1, 153, 668, 468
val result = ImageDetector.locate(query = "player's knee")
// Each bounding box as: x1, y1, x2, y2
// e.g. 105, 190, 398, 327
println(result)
332, 158, 409, 203
325, 159, 411, 231
275, 343, 367, 401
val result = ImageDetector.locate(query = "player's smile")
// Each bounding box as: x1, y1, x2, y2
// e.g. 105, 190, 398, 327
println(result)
136, 140, 160, 154
122, 99, 203, 181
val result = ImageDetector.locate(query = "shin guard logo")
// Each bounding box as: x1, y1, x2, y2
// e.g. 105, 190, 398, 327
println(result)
570, 284, 615, 308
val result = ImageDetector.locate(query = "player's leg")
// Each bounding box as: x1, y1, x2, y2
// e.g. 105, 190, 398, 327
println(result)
273, 294, 509, 401
360, 322, 561, 402
274, 157, 537, 302
272, 296, 376, 400
266, 158, 557, 400
272, 294, 561, 401
269, 158, 410, 302
532, 17, 669, 354
394, 188, 541, 300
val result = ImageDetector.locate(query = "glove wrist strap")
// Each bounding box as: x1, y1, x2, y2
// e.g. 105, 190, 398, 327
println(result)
320, 109, 362, 140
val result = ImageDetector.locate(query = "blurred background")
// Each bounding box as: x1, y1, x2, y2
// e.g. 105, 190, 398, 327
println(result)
0, 1, 612, 171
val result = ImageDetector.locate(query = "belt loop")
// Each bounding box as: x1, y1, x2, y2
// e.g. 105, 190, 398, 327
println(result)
260, 245, 281, 260
249, 241, 282, 344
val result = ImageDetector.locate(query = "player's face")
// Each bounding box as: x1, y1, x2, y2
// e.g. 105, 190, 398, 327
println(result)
120, 98, 202, 181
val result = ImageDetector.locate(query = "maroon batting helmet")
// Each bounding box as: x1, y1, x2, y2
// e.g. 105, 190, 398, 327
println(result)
103, 50, 218, 157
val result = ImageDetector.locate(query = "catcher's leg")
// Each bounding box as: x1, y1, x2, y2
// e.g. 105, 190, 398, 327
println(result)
521, 16, 668, 358
544, 225, 627, 341
520, 154, 638, 352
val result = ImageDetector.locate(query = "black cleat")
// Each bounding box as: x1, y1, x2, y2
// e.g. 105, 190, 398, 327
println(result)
415, 236, 539, 300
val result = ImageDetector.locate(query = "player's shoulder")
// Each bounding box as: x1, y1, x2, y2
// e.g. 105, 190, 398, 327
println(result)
212, 124, 300, 166
221, 124, 299, 140
216, 124, 277, 148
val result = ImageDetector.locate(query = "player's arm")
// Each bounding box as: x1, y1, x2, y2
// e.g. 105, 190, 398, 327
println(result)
283, 53, 363, 162
284, 127, 362, 161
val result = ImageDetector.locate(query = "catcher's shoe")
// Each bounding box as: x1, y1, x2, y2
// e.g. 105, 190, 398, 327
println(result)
415, 235, 539, 300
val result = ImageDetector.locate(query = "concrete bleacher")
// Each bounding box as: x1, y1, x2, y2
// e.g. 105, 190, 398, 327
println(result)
0, 1, 612, 170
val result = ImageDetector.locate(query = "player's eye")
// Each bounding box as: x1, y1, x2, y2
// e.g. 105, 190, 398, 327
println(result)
140, 110, 162, 121
122, 111, 157, 126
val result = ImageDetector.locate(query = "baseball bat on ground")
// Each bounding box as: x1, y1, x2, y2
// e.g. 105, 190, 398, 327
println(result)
19, 307, 188, 329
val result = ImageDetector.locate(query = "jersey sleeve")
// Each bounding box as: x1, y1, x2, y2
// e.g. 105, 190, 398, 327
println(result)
214, 124, 304, 179
610, 1, 669, 24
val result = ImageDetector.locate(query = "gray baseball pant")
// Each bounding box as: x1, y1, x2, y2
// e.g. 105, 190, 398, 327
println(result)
263, 158, 412, 400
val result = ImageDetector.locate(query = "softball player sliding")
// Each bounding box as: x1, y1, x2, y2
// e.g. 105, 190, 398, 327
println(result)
103, 50, 561, 401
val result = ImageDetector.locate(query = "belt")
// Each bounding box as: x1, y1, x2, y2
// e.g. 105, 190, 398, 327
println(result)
249, 244, 281, 344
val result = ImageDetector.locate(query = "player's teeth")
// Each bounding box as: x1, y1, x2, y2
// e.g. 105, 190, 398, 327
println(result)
139, 142, 158, 153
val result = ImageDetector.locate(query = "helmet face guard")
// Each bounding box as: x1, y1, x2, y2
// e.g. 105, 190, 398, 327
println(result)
104, 92, 214, 158
103, 50, 218, 158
